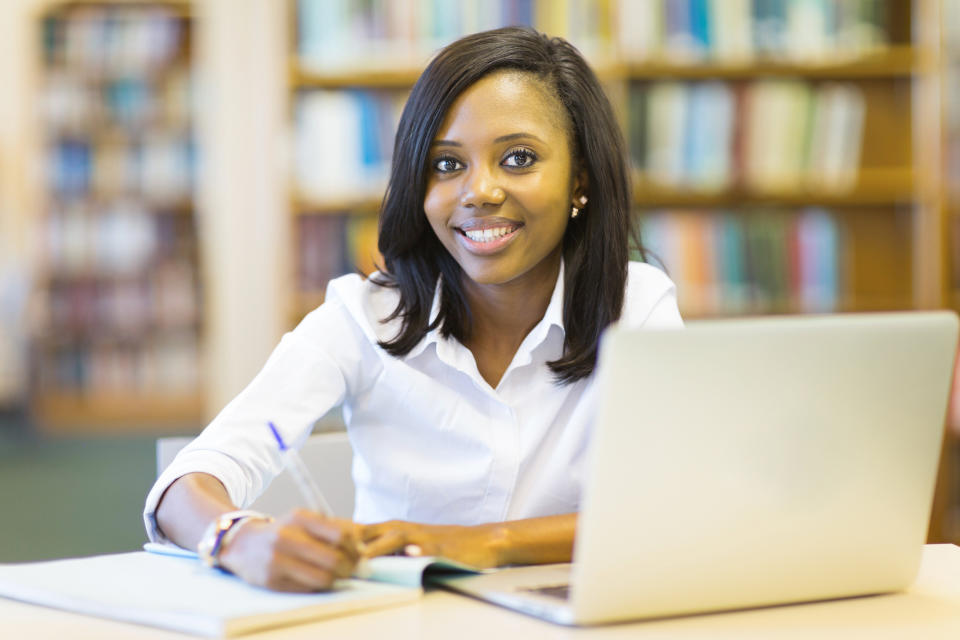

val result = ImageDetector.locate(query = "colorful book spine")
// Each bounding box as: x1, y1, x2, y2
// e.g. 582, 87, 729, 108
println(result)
637, 208, 841, 317
630, 80, 865, 192
617, 0, 889, 63
298, 213, 383, 297
295, 90, 405, 202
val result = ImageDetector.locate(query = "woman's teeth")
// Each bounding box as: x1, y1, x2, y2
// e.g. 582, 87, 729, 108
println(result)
463, 227, 515, 242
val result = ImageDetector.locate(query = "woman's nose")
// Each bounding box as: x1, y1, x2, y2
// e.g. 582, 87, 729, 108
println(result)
459, 165, 506, 208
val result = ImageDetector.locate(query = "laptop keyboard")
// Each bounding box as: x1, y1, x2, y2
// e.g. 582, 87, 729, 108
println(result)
521, 583, 570, 600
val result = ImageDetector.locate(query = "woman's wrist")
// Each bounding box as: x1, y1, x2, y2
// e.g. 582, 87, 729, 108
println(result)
481, 522, 513, 566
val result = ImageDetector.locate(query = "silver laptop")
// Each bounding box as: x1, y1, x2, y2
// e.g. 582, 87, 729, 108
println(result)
433, 312, 959, 625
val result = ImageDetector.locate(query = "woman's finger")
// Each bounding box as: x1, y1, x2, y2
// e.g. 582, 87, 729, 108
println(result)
290, 510, 358, 553
276, 525, 355, 577
272, 553, 337, 591
360, 529, 408, 558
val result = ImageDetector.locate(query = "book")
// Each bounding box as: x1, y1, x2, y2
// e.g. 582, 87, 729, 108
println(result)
629, 80, 865, 192
617, 0, 889, 63
636, 208, 841, 317
0, 548, 484, 637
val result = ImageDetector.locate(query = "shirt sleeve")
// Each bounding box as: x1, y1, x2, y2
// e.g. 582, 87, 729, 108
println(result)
622, 262, 685, 330
143, 289, 380, 544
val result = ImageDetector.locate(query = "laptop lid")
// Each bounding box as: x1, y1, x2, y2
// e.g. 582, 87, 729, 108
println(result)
570, 311, 958, 624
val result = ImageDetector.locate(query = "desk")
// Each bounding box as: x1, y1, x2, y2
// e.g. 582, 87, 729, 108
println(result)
2, 545, 959, 639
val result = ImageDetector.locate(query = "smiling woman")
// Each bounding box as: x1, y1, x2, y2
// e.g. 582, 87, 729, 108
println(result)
146, 27, 683, 594
375, 27, 642, 384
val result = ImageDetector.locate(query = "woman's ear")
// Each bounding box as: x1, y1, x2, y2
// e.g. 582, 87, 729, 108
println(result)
572, 165, 589, 206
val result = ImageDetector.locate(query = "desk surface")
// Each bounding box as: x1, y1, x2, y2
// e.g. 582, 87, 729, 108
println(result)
2, 545, 959, 640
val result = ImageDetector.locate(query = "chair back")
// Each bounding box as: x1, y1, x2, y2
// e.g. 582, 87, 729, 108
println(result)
156, 432, 355, 518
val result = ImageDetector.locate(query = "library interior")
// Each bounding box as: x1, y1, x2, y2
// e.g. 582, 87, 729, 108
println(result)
0, 0, 959, 578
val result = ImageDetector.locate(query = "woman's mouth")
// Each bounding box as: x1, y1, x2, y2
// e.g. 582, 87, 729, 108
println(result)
454, 221, 523, 255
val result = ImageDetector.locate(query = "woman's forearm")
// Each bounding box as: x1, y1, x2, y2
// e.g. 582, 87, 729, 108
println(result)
486, 513, 578, 566
154, 472, 239, 550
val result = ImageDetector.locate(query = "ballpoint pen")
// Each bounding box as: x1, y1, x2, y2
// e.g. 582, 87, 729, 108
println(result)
267, 421, 371, 574
267, 421, 335, 516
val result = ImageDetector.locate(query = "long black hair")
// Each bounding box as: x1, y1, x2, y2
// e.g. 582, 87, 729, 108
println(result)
374, 26, 642, 384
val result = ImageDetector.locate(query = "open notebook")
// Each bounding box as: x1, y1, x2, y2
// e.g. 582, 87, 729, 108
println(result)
0, 546, 484, 637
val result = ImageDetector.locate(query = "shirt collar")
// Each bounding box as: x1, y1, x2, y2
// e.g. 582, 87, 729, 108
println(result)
403, 260, 566, 362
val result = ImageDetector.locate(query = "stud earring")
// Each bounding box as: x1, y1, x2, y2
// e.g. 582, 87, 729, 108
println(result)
579, 195, 588, 206
571, 206, 579, 219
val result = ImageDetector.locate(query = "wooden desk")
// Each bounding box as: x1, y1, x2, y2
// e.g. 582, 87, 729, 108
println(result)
2, 545, 959, 639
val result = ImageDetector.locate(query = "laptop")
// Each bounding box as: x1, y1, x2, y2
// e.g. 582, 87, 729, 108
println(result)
433, 312, 959, 625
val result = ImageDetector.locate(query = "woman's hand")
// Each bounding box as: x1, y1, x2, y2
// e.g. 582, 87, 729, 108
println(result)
359, 520, 507, 569
218, 509, 361, 592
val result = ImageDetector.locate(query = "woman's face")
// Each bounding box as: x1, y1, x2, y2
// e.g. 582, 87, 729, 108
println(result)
423, 70, 583, 289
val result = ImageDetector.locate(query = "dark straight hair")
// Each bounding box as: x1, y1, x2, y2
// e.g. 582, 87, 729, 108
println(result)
373, 26, 642, 384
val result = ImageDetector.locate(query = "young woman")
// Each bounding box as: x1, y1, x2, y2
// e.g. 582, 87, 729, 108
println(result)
146, 26, 682, 592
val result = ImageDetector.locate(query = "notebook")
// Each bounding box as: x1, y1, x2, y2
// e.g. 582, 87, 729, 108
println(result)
434, 312, 959, 625
0, 547, 482, 637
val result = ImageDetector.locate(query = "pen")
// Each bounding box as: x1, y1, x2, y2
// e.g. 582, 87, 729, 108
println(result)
267, 421, 372, 576
267, 421, 335, 516
267, 421, 372, 579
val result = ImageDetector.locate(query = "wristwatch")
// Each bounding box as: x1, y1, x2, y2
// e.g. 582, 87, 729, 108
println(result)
197, 510, 272, 569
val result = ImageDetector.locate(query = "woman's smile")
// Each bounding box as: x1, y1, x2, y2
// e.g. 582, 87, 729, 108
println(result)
454, 217, 525, 255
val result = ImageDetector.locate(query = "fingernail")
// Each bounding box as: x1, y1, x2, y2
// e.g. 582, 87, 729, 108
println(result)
404, 544, 423, 557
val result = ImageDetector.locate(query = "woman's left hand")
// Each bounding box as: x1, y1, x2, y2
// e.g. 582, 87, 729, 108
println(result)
359, 520, 506, 568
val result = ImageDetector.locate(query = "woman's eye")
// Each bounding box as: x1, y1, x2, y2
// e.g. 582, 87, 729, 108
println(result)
503, 149, 537, 168
433, 157, 463, 173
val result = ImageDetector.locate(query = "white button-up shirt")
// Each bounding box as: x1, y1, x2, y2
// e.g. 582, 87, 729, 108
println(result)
144, 262, 682, 542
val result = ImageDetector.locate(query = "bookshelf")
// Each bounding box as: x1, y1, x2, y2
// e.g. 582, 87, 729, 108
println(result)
941, 0, 960, 545
288, 0, 941, 320
29, 1, 202, 432
286, 0, 956, 541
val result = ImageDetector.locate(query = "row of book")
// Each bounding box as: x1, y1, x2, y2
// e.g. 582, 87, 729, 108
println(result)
44, 136, 195, 203
44, 205, 194, 278
41, 69, 193, 133
638, 208, 840, 317
35, 333, 200, 395
42, 5, 186, 74
630, 80, 865, 192
295, 90, 406, 202
298, 206, 840, 319
45, 261, 198, 338
297, 0, 892, 71
297, 0, 539, 70
618, 0, 890, 63
298, 213, 382, 295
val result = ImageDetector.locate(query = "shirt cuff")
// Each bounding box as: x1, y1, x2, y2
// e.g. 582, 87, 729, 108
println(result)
142, 449, 253, 545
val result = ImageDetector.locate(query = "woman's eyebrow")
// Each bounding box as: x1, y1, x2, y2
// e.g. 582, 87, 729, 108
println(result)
493, 132, 545, 144
430, 132, 546, 147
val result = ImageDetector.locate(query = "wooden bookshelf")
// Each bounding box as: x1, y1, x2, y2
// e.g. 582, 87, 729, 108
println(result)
633, 169, 918, 207
621, 46, 920, 80
283, 0, 956, 540
34, 390, 203, 433
937, 0, 960, 545
28, 1, 203, 433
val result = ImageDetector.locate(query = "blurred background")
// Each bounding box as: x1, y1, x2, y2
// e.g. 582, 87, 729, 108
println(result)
1, 0, 959, 561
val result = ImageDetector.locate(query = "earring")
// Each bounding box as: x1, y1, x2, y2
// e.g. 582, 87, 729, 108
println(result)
571, 195, 587, 219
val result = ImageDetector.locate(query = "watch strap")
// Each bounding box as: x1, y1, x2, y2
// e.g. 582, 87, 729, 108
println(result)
198, 510, 272, 568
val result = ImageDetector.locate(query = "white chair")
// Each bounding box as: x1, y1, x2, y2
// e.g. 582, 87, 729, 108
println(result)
156, 432, 356, 518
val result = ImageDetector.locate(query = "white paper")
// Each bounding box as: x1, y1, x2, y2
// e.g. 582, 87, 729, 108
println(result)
0, 552, 419, 637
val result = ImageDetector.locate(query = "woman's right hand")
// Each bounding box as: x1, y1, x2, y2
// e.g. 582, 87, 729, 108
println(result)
217, 509, 360, 592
